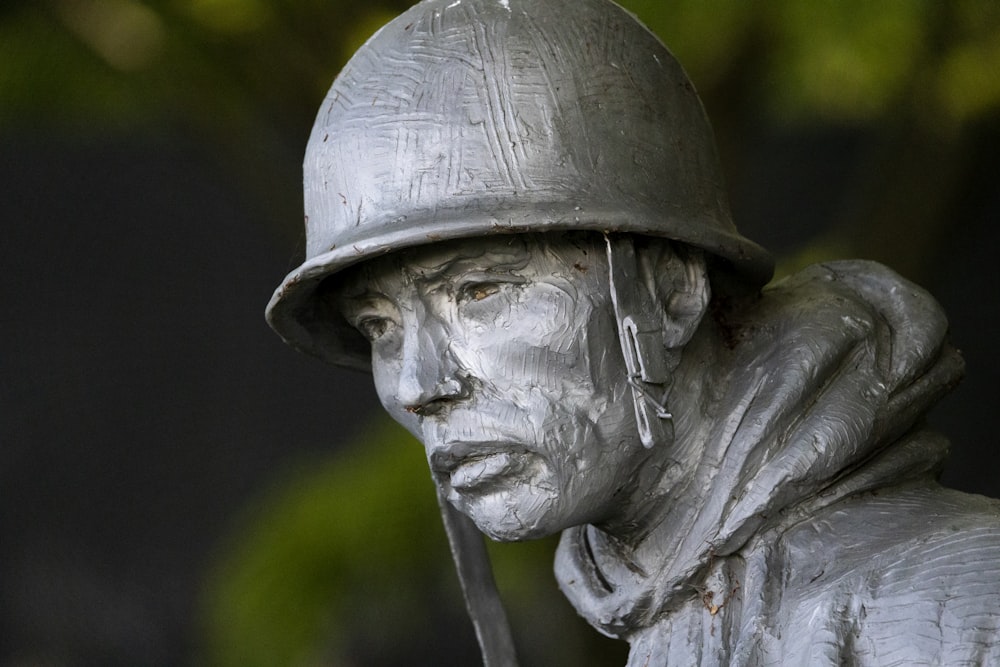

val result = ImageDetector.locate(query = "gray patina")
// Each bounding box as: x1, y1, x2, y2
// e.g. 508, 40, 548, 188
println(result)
266, 0, 1000, 664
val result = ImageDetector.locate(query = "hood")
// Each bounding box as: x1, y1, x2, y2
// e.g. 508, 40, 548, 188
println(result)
556, 260, 965, 637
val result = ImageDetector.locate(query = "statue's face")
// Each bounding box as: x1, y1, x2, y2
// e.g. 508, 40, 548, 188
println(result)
336, 234, 649, 541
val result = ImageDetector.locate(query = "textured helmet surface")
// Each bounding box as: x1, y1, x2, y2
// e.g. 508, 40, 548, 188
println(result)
267, 0, 773, 369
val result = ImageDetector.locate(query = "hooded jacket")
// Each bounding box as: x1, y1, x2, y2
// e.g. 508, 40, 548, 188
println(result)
555, 260, 1000, 666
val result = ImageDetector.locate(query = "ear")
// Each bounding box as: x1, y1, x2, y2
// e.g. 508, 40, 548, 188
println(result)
638, 243, 711, 349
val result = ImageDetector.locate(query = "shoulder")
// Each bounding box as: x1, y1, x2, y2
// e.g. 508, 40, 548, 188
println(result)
774, 483, 1000, 665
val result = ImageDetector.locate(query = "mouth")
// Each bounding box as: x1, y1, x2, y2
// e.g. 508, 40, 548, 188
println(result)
430, 443, 532, 491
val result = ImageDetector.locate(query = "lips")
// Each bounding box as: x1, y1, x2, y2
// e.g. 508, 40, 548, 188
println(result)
430, 443, 532, 491
452, 451, 530, 490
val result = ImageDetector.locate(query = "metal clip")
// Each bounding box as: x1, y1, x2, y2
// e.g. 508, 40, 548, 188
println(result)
605, 233, 673, 448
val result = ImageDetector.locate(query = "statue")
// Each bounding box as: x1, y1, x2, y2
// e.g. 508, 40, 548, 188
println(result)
266, 0, 1000, 664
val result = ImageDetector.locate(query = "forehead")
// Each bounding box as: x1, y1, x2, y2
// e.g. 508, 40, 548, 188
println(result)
337, 233, 598, 296
397, 235, 532, 276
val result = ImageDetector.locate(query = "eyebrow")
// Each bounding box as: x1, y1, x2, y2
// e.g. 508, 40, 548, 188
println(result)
333, 240, 533, 302
406, 248, 531, 281
327, 264, 386, 302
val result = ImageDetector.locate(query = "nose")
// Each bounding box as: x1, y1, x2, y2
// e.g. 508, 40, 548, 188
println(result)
395, 317, 469, 416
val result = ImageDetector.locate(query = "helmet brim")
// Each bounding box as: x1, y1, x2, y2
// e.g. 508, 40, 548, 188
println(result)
265, 204, 773, 370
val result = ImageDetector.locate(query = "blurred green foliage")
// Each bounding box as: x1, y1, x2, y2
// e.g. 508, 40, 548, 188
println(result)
200, 419, 626, 666
4, 0, 997, 267
4, 0, 996, 272
4, 1, 997, 665
6, 1, 999, 131
628, 0, 1000, 127
201, 419, 446, 666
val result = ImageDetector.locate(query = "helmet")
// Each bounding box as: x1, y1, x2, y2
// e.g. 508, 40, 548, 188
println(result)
266, 0, 773, 370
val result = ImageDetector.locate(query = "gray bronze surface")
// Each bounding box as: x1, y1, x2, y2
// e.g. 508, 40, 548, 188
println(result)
267, 0, 1000, 664
265, 0, 770, 370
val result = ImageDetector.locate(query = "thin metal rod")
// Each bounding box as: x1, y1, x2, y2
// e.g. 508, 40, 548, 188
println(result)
437, 488, 520, 667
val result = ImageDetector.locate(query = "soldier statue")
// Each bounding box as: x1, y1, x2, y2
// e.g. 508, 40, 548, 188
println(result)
266, 0, 1000, 664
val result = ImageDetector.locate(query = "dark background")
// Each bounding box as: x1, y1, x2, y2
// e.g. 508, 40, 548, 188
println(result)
2, 1, 998, 665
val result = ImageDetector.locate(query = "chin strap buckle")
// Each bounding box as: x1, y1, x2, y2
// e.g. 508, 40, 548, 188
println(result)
605, 233, 673, 448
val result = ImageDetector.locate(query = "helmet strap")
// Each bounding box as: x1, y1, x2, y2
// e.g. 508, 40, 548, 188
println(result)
605, 233, 674, 448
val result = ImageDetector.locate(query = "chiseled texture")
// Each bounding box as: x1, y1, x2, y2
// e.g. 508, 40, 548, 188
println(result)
556, 260, 1000, 665
302, 0, 736, 258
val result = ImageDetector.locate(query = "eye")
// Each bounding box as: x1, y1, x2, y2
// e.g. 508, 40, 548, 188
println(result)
460, 282, 501, 303
355, 316, 393, 342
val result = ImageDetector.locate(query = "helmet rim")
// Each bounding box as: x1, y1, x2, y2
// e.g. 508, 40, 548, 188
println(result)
266, 202, 772, 369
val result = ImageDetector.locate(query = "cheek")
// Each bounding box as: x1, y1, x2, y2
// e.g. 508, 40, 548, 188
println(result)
457, 286, 596, 386
583, 303, 629, 395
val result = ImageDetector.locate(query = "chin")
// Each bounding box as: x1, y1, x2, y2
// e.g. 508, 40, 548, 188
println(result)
449, 487, 579, 542
471, 515, 559, 543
